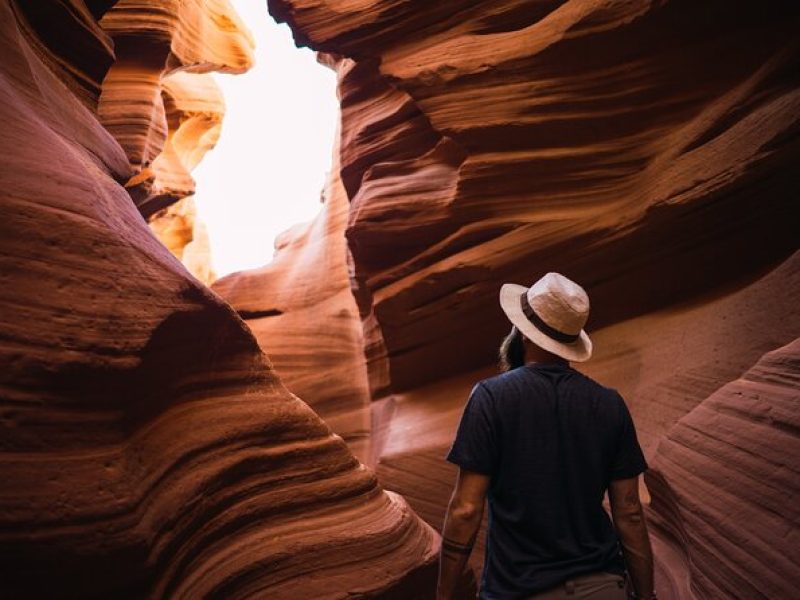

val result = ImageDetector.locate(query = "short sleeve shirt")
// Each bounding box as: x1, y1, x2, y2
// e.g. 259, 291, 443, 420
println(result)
446, 362, 647, 599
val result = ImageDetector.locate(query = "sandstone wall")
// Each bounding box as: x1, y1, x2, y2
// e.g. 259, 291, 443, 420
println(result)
99, 0, 244, 278
149, 196, 217, 285
647, 338, 800, 598
212, 84, 375, 460
264, 0, 800, 597
270, 0, 800, 393
0, 2, 442, 598
97, 0, 254, 216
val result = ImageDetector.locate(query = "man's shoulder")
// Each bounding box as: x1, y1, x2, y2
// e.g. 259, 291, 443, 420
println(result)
569, 368, 621, 397
473, 366, 623, 403
475, 367, 530, 395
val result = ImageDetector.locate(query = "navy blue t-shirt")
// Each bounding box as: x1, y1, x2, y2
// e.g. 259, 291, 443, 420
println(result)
446, 362, 648, 599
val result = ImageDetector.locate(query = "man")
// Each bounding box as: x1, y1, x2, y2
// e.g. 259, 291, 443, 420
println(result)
437, 273, 656, 600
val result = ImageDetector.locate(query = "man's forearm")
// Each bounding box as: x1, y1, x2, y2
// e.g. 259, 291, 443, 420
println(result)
438, 536, 474, 600
616, 517, 654, 598
437, 501, 483, 600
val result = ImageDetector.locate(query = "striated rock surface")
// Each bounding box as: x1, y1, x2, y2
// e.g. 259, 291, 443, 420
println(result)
372, 252, 800, 594
265, 5, 800, 593
213, 95, 375, 459
579, 253, 800, 457
0, 2, 441, 598
12, 0, 116, 111
149, 196, 216, 285
98, 0, 254, 217
143, 66, 228, 283
647, 339, 800, 598
150, 72, 227, 213
270, 0, 800, 394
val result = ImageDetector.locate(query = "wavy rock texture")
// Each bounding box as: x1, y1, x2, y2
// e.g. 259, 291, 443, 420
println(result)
264, 0, 800, 596
149, 196, 216, 285
270, 0, 800, 393
213, 85, 376, 460
98, 0, 254, 217
646, 339, 800, 599
373, 252, 800, 594
151, 72, 226, 213
12, 0, 116, 110
0, 2, 441, 598
144, 69, 227, 284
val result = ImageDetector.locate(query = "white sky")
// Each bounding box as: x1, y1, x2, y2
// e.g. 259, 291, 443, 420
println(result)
193, 1, 339, 277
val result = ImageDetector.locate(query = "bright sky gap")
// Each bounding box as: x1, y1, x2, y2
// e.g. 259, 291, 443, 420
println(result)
193, 1, 339, 277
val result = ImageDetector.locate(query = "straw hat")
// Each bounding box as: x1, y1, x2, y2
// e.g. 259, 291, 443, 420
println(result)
499, 272, 593, 362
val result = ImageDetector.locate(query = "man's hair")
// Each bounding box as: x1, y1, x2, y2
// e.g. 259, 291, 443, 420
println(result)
498, 325, 525, 371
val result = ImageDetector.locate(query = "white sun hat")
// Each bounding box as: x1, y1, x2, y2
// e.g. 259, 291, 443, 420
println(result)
499, 272, 593, 362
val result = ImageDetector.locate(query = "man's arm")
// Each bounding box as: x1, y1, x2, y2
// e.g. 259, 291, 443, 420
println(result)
609, 476, 655, 599
437, 468, 490, 600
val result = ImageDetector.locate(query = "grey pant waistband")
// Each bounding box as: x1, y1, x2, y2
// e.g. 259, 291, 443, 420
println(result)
528, 572, 626, 599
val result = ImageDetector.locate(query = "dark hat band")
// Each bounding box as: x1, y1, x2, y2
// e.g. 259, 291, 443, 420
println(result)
519, 293, 580, 344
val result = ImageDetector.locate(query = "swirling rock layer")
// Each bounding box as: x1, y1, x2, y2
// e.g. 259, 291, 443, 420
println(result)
270, 0, 800, 393
372, 252, 800, 594
0, 2, 439, 598
98, 0, 254, 217
143, 63, 228, 282
213, 100, 375, 458
647, 338, 800, 598
264, 1, 800, 596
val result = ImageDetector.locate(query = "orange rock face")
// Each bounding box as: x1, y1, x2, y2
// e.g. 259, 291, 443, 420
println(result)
98, 0, 253, 217
0, 2, 440, 598
149, 196, 217, 285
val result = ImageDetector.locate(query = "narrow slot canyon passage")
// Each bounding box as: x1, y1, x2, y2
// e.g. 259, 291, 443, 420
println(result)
1, 1, 799, 599
192, 1, 339, 278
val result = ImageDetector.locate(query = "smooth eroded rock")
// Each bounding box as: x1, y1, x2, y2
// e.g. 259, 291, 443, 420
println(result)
0, 3, 441, 598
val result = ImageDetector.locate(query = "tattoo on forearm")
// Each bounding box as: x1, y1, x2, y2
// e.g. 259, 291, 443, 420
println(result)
442, 537, 474, 555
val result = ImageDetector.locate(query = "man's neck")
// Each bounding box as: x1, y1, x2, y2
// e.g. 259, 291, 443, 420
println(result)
524, 344, 568, 366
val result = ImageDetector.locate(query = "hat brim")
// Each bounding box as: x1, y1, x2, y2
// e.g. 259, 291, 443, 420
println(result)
499, 283, 593, 363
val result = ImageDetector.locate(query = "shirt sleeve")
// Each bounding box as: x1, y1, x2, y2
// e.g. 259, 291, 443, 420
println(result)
610, 393, 648, 480
446, 382, 498, 475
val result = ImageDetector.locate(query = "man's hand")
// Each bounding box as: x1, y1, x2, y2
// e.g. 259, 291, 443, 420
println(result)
437, 468, 490, 600
609, 476, 655, 599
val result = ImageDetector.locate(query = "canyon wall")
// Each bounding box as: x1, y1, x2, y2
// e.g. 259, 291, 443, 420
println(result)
255, 0, 800, 597
269, 0, 799, 394
212, 91, 375, 459
142, 70, 228, 283
646, 338, 800, 599
149, 196, 217, 285
0, 2, 444, 598
7, 0, 795, 597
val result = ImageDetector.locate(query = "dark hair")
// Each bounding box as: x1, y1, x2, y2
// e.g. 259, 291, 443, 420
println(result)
499, 325, 525, 371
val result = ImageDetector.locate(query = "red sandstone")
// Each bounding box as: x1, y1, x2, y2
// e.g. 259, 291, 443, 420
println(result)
2, 0, 799, 598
